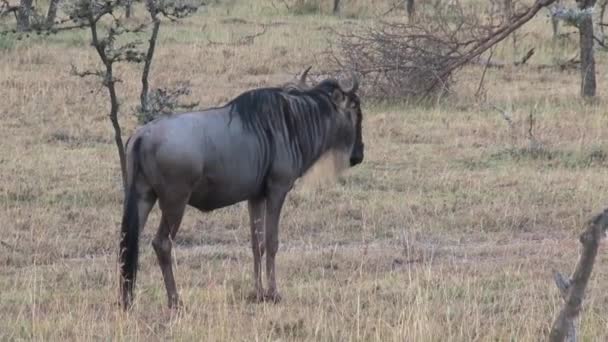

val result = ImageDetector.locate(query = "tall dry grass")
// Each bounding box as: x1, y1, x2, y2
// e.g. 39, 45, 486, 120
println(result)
1, 0, 608, 340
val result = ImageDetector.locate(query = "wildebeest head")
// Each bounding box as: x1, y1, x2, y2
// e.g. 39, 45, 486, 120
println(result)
315, 73, 364, 168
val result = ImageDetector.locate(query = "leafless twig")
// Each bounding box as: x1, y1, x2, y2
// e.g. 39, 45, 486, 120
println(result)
382, 0, 405, 16
475, 48, 494, 98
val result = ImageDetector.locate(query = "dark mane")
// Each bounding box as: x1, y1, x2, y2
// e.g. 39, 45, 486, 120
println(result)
226, 81, 343, 172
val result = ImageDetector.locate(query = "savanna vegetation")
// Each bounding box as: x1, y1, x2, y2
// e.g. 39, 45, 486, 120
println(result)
2, 0, 608, 340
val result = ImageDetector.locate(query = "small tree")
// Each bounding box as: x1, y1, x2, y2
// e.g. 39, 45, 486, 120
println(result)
65, 0, 201, 190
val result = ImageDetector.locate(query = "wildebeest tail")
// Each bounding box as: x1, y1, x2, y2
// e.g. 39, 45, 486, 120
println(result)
119, 136, 142, 305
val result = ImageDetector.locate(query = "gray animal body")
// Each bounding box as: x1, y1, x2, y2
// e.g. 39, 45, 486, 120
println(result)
119, 73, 364, 309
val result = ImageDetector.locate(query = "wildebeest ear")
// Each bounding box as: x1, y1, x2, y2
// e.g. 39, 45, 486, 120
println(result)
331, 88, 344, 105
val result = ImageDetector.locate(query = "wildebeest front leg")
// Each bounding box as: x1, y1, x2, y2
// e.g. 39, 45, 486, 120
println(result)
264, 190, 288, 302
247, 198, 265, 301
152, 201, 186, 309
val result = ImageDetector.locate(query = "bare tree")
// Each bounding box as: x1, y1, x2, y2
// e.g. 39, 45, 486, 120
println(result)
549, 209, 608, 341
65, 0, 201, 190
332, 0, 340, 15
330, 0, 558, 100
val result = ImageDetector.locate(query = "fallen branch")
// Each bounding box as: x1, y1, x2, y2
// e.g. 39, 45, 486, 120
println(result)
549, 208, 608, 342
515, 47, 535, 65
0, 3, 19, 18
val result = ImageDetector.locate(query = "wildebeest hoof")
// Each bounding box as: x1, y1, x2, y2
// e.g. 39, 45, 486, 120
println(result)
168, 296, 184, 310
246, 289, 266, 303
120, 300, 134, 311
264, 290, 282, 303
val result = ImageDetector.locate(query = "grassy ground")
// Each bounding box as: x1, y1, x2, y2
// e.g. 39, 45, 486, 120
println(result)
2, 0, 608, 340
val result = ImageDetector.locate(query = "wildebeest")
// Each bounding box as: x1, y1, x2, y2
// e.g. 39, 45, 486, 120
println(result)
119, 69, 364, 309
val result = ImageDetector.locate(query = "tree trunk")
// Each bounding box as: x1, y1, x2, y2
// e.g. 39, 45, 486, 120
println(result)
332, 0, 340, 15
578, 0, 597, 98
406, 0, 415, 21
598, 0, 607, 43
125, 0, 132, 18
46, 0, 60, 28
551, 0, 561, 40
16, 0, 33, 32
87, 14, 128, 190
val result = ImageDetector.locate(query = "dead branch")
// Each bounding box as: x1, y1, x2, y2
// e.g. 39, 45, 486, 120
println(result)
0, 0, 19, 17
515, 47, 535, 65
492, 104, 514, 130
382, 0, 405, 16
268, 0, 290, 11
470, 47, 535, 68
549, 209, 608, 342
475, 48, 494, 98
330, 0, 557, 100
70, 64, 105, 79
426, 0, 558, 98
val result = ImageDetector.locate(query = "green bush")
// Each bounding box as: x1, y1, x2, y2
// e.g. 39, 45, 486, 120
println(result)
0, 34, 15, 51
292, 0, 322, 15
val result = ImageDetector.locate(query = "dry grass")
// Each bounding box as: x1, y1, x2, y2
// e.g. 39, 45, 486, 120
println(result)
2, 0, 608, 340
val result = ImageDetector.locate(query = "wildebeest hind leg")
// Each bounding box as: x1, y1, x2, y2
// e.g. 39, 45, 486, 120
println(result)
247, 198, 266, 302
152, 197, 187, 309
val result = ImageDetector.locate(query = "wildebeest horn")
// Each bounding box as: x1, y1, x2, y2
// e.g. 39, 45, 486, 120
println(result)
299, 66, 312, 85
340, 72, 359, 94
